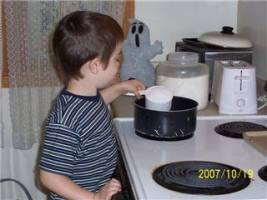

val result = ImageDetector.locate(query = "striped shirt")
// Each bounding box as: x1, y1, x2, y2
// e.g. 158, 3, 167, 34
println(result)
40, 88, 117, 200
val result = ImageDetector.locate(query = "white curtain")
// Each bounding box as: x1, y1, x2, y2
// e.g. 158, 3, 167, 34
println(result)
0, 1, 3, 148
3, 1, 125, 150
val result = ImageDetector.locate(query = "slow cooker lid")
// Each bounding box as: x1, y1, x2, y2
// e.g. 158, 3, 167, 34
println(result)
199, 26, 253, 48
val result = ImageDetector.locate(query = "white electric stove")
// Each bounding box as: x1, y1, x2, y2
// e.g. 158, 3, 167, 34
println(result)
114, 115, 267, 200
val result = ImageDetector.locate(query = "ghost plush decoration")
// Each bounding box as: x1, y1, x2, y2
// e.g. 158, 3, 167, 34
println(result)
120, 18, 163, 86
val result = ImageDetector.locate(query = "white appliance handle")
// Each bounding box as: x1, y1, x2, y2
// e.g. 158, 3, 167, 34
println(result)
257, 95, 267, 111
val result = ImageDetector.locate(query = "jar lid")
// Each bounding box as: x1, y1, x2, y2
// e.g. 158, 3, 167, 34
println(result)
167, 52, 199, 65
156, 52, 209, 78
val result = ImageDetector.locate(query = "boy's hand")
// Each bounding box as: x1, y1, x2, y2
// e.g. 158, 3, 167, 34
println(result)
122, 79, 145, 98
100, 79, 145, 104
93, 178, 121, 200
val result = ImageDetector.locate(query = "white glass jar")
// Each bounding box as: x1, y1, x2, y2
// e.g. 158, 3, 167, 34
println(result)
156, 52, 209, 110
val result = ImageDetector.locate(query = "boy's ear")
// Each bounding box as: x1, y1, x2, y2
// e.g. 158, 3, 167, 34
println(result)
87, 58, 103, 74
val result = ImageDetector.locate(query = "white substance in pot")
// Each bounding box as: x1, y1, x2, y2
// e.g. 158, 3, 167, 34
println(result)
156, 74, 209, 110
145, 86, 172, 103
144, 86, 173, 111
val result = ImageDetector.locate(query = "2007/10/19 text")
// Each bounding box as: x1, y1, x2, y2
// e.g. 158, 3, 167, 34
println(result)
198, 169, 254, 179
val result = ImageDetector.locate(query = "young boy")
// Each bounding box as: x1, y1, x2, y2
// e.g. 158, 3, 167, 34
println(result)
39, 11, 145, 200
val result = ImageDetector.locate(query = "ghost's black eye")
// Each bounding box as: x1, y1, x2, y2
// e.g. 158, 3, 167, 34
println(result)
131, 25, 136, 34
138, 25, 143, 34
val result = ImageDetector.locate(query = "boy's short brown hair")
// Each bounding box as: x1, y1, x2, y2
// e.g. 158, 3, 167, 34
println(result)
52, 11, 124, 83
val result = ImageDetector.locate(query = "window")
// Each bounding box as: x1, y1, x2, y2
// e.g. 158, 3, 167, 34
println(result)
1, 1, 134, 88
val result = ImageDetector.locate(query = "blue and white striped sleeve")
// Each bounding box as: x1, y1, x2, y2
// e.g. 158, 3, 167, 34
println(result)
40, 123, 79, 177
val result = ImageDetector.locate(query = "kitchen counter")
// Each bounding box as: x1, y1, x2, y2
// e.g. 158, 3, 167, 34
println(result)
111, 95, 267, 200
111, 95, 267, 118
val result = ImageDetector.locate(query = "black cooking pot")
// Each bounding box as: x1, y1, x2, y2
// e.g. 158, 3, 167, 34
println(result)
134, 96, 198, 141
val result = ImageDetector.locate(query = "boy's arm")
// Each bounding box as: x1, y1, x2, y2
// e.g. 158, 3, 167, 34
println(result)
100, 83, 126, 105
40, 169, 94, 200
40, 170, 121, 200
100, 79, 145, 104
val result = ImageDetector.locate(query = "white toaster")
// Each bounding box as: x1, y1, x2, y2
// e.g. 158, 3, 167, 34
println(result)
213, 60, 257, 114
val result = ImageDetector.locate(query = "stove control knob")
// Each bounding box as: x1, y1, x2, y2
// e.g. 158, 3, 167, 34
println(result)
236, 98, 246, 107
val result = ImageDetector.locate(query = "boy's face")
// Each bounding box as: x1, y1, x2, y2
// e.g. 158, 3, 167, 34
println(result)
98, 42, 123, 87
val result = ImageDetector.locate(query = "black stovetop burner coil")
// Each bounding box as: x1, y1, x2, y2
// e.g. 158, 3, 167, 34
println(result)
152, 161, 251, 195
215, 121, 267, 138
258, 165, 267, 182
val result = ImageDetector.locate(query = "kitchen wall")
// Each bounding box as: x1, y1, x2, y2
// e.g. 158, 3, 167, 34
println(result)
135, 0, 267, 81
135, 0, 238, 61
237, 0, 267, 80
